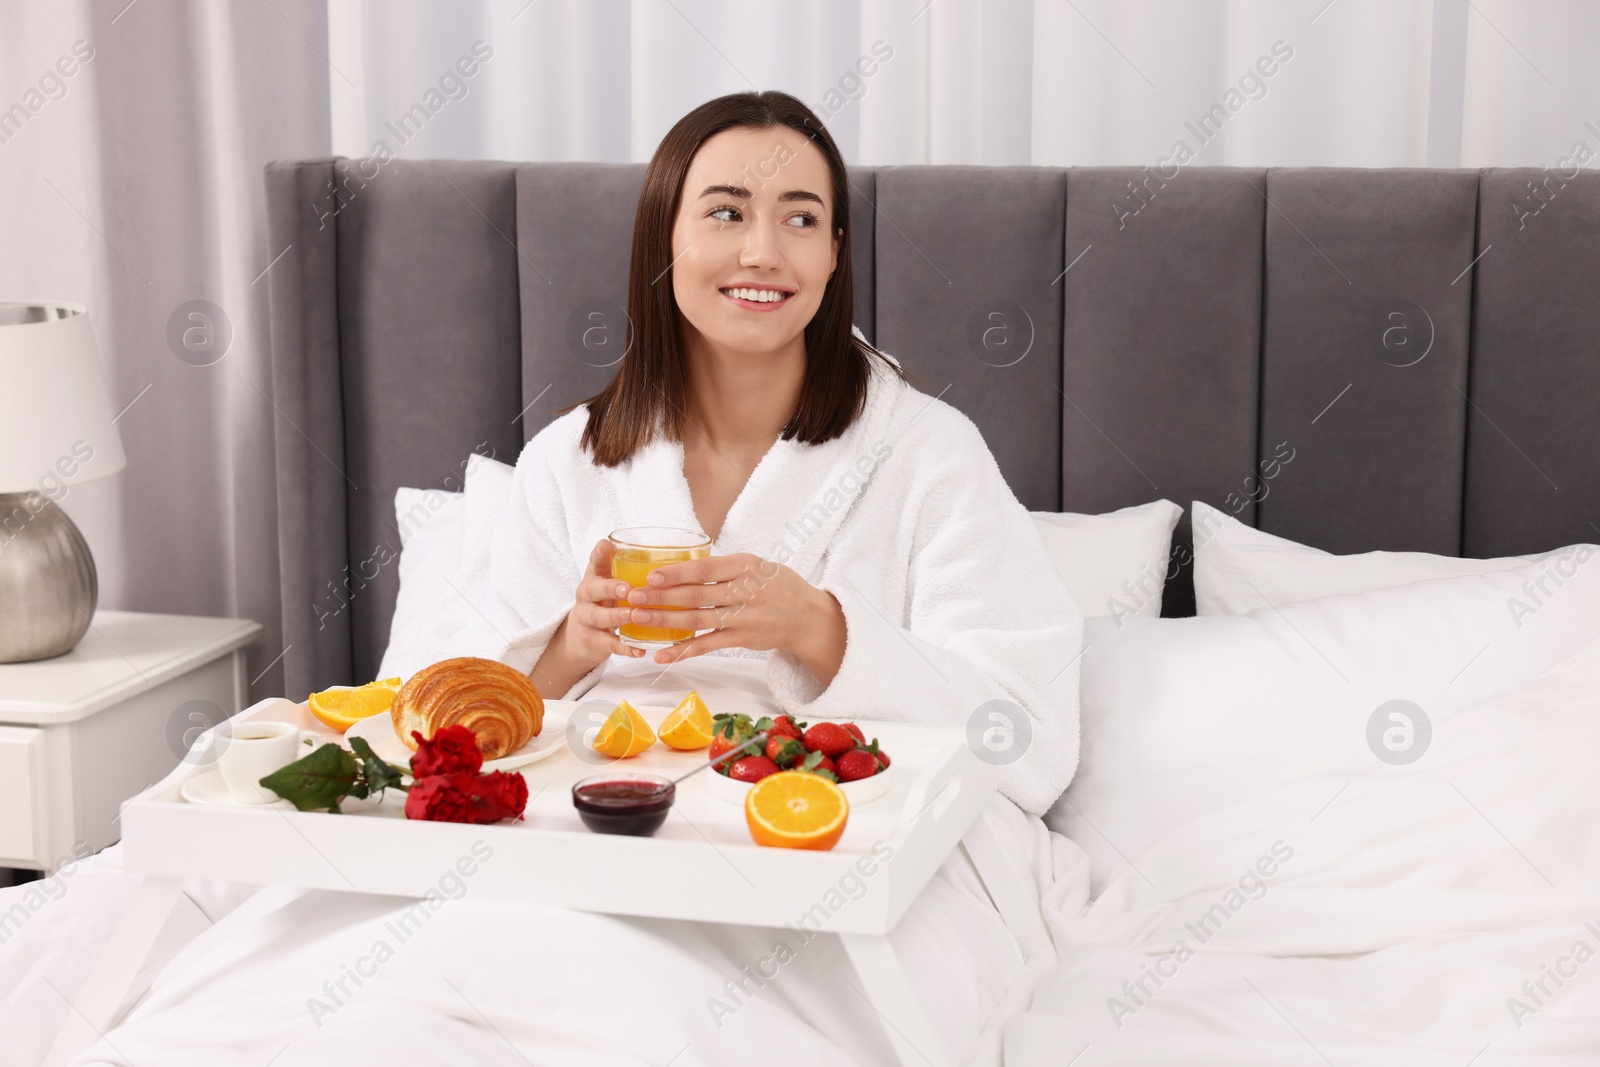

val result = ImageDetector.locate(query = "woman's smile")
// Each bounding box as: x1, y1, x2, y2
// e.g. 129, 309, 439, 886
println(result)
719, 284, 793, 312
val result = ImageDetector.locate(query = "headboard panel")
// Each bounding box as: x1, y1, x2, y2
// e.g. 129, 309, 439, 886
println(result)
338, 161, 525, 679
515, 164, 640, 436
1061, 167, 1267, 614
264, 160, 1600, 698
871, 165, 1067, 513
1259, 168, 1479, 556
1465, 170, 1600, 558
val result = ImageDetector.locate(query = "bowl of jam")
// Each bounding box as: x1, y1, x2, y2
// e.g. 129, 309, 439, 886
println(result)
571, 773, 675, 836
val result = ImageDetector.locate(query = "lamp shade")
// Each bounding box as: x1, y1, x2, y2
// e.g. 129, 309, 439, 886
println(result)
0, 302, 126, 495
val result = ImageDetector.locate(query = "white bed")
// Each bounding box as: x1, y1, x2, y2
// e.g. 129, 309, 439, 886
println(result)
1017, 530, 1600, 1064
5, 486, 1599, 1066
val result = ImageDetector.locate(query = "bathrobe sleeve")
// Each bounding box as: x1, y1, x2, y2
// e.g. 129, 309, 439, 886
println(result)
764, 406, 1085, 816
401, 424, 607, 699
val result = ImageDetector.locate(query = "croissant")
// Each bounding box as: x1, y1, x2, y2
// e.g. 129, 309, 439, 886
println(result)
391, 656, 544, 760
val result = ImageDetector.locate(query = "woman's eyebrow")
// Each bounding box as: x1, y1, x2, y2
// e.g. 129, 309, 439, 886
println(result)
696, 183, 825, 206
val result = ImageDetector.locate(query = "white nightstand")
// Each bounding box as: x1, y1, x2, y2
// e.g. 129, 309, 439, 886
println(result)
0, 610, 262, 873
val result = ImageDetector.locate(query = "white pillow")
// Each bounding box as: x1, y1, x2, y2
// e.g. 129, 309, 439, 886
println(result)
377, 455, 516, 681
376, 488, 464, 680
1046, 547, 1600, 896
1191, 500, 1560, 614
1031, 500, 1182, 619
462, 452, 516, 551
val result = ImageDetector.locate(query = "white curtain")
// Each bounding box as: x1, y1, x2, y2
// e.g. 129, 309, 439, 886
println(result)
0, 0, 327, 699
2, 0, 1593, 702
326, 0, 1600, 169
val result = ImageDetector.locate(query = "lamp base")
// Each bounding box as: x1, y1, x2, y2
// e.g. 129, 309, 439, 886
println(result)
0, 492, 98, 662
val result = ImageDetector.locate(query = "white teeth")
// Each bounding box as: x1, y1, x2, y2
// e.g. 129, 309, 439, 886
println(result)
722, 287, 787, 303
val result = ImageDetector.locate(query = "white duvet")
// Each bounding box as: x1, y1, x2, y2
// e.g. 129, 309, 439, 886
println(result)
0, 657, 1079, 1067
1008, 637, 1600, 1065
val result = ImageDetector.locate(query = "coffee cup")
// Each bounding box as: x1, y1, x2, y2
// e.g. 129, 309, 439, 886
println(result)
217, 720, 304, 804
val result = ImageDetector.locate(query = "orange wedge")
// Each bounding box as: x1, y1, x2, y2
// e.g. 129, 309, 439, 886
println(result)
744, 771, 849, 850
657, 691, 713, 750
591, 700, 656, 758
307, 677, 402, 733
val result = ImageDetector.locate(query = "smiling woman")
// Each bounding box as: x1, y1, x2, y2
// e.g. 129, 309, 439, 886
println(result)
421, 88, 1083, 818
573, 92, 906, 469
525, 93, 929, 700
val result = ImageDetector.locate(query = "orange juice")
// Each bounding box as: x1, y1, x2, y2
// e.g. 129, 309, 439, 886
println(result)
608, 528, 712, 647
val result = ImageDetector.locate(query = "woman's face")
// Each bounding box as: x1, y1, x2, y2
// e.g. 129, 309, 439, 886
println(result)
670, 125, 841, 357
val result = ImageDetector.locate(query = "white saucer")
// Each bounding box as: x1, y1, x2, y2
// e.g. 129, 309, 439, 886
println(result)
345, 705, 570, 774
181, 763, 393, 812
181, 768, 296, 810
706, 761, 895, 805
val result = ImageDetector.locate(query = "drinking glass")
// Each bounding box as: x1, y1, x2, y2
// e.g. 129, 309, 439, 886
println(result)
608, 527, 713, 649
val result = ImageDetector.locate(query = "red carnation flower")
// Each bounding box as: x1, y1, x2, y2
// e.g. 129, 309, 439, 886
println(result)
464, 771, 528, 823
404, 773, 477, 823
410, 724, 484, 777
404, 770, 529, 824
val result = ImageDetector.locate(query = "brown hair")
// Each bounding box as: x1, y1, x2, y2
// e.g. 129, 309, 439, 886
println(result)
567, 90, 908, 467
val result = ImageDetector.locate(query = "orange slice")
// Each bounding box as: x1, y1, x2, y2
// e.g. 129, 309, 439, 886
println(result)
744, 771, 849, 850
591, 700, 656, 758
307, 677, 402, 733
657, 691, 713, 750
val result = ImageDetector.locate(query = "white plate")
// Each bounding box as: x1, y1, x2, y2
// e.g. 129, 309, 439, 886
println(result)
181, 768, 297, 810
705, 761, 896, 805
345, 705, 571, 774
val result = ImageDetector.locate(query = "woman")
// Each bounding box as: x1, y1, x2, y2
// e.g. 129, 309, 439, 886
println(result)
406, 90, 1082, 819
0, 91, 1086, 1066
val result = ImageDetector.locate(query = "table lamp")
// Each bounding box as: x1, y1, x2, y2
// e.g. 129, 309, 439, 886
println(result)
0, 301, 127, 662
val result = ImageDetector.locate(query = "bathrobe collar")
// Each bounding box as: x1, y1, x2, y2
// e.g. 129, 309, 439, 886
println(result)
618, 354, 905, 578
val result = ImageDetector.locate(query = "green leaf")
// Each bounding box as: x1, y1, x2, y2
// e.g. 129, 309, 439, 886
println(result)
348, 736, 409, 795
258, 742, 364, 813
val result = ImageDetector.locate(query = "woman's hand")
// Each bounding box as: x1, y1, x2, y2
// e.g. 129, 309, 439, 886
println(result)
564, 539, 650, 664
626, 553, 847, 684
531, 539, 645, 698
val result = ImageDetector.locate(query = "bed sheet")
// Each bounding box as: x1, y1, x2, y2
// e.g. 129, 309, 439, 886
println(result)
1007, 638, 1600, 1064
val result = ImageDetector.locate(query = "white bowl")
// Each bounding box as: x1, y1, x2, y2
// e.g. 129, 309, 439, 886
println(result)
705, 760, 895, 805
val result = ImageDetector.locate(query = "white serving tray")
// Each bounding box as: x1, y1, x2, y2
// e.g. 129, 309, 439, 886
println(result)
120, 695, 1000, 936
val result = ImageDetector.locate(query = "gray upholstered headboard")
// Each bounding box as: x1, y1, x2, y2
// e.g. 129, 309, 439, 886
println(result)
263, 159, 1600, 699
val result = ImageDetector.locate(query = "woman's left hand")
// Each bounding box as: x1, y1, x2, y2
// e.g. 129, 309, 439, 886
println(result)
624, 553, 847, 681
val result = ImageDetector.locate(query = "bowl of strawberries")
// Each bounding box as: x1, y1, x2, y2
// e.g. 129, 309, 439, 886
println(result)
704, 712, 895, 805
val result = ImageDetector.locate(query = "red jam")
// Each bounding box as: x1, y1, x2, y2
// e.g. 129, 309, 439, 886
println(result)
571, 776, 675, 836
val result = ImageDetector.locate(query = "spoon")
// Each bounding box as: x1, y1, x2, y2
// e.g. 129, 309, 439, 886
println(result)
666, 731, 770, 787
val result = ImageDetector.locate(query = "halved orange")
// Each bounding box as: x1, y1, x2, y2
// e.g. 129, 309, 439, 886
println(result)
307, 677, 402, 733
592, 700, 656, 758
657, 691, 713, 750
744, 771, 849, 850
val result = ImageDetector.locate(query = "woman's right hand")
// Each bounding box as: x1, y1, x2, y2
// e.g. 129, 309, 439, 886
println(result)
559, 538, 647, 666
531, 539, 645, 697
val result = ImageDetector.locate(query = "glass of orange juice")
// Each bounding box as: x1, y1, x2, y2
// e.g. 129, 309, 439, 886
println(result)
608, 527, 713, 650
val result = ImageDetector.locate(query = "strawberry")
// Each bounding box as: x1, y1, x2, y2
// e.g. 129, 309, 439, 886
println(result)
843, 722, 865, 744
862, 738, 891, 770
835, 749, 880, 782
790, 750, 838, 782
729, 755, 779, 783
767, 736, 805, 768
802, 722, 855, 759
767, 713, 804, 741
710, 713, 756, 765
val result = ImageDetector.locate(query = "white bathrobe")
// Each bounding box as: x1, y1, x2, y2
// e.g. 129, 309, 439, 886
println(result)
401, 345, 1084, 816
0, 347, 1090, 1067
